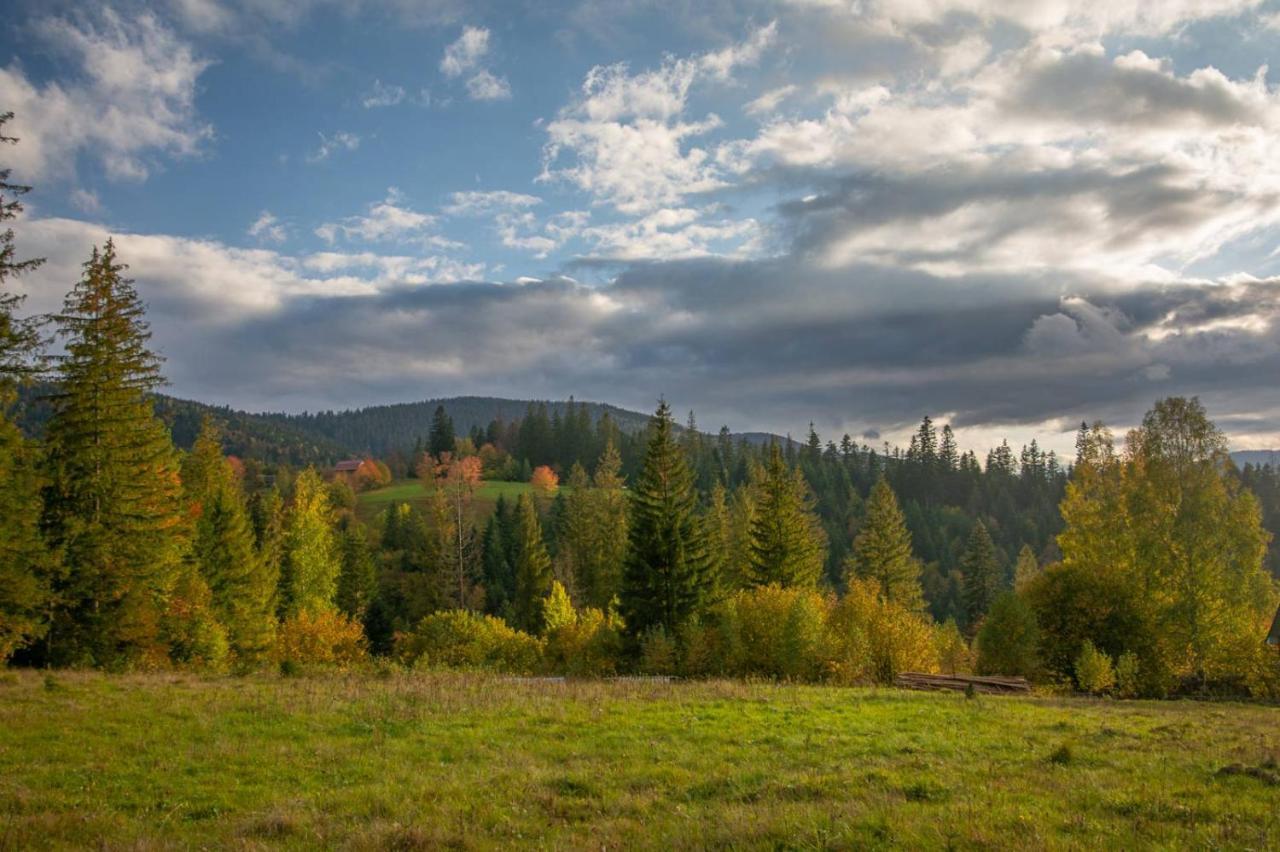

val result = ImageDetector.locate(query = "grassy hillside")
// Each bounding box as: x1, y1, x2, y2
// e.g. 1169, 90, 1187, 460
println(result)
1, 671, 1277, 849
355, 479, 556, 523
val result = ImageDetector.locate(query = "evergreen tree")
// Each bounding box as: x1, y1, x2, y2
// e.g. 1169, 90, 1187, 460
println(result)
512, 492, 553, 632
335, 519, 378, 621
745, 444, 825, 588
845, 478, 923, 610
480, 496, 516, 616
428, 404, 455, 459
620, 400, 714, 638
41, 242, 187, 667
279, 468, 340, 616
182, 420, 276, 662
0, 114, 50, 662
961, 520, 1000, 631
1013, 544, 1041, 592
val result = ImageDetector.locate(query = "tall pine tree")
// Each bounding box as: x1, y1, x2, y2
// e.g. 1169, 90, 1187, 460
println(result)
745, 443, 825, 588
512, 492, 553, 632
42, 241, 187, 667
0, 113, 50, 662
620, 400, 714, 638
845, 478, 923, 610
961, 519, 1000, 632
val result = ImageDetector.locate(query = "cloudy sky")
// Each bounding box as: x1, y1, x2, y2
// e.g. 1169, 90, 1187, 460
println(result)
3, 0, 1280, 455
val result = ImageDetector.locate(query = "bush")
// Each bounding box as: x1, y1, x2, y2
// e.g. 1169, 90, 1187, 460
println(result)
638, 625, 678, 675
1074, 640, 1115, 695
276, 610, 368, 668
934, 619, 973, 676
544, 602, 624, 677
829, 579, 939, 684
724, 584, 831, 680
396, 610, 542, 674
975, 592, 1040, 678
1114, 651, 1141, 698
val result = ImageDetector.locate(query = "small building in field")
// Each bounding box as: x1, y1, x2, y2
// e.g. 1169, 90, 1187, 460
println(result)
1268, 605, 1280, 648
333, 459, 363, 476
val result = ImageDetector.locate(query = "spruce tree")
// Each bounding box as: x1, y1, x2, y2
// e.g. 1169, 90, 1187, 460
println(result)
42, 241, 187, 667
335, 519, 378, 621
480, 497, 515, 617
961, 519, 1000, 632
428, 404, 455, 459
746, 444, 825, 588
182, 420, 277, 662
845, 478, 923, 610
279, 467, 340, 616
512, 492, 553, 632
0, 114, 50, 662
620, 400, 714, 638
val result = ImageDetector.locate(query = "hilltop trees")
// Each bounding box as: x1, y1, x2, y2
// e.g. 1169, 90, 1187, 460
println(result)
845, 479, 923, 610
428, 405, 455, 459
41, 242, 188, 667
745, 443, 826, 588
620, 401, 715, 639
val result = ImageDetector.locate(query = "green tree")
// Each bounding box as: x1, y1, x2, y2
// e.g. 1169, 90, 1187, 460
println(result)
512, 492, 553, 633
480, 495, 516, 617
0, 113, 50, 662
335, 519, 378, 621
960, 520, 1000, 632
975, 591, 1040, 678
428, 404, 455, 459
279, 468, 340, 617
845, 478, 923, 610
42, 241, 187, 667
746, 444, 825, 588
182, 420, 277, 662
1012, 544, 1041, 592
620, 400, 715, 638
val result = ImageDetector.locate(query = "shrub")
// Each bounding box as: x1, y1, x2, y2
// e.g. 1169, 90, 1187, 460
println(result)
934, 619, 973, 676
830, 579, 939, 684
544, 603, 624, 677
726, 584, 831, 680
638, 625, 678, 675
276, 610, 368, 668
1114, 651, 1141, 698
1074, 640, 1115, 695
397, 610, 542, 674
975, 592, 1040, 678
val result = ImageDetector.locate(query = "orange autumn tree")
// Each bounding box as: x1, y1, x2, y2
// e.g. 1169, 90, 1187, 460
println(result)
530, 465, 559, 498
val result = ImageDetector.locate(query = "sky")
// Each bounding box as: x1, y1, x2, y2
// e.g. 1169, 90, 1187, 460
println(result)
3, 0, 1280, 457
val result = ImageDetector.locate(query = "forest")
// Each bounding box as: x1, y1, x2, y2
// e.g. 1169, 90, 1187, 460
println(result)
2, 114, 1279, 702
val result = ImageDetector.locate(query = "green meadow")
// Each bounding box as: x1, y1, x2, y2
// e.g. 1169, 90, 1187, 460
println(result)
1, 671, 1277, 850
355, 479, 555, 523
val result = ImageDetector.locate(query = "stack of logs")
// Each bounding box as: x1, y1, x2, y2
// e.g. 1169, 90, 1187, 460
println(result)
895, 672, 1031, 694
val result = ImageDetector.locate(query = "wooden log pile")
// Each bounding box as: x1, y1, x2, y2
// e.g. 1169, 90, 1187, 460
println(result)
895, 672, 1031, 694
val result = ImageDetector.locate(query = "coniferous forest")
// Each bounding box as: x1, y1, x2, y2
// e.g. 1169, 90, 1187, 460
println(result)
2, 113, 1278, 701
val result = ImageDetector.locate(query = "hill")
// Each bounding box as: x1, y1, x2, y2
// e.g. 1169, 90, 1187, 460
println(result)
1232, 450, 1280, 468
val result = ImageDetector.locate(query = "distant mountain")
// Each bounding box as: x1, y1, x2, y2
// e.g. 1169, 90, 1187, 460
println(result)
1232, 450, 1280, 468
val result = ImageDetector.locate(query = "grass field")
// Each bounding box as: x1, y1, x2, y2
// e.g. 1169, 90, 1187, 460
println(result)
356, 479, 552, 523
1, 671, 1277, 849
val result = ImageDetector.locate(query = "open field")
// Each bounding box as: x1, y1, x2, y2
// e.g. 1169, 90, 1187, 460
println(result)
0, 672, 1277, 849
355, 480, 557, 523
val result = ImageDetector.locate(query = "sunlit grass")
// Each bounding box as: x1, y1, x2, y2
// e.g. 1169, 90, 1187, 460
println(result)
356, 479, 558, 522
0, 670, 1277, 849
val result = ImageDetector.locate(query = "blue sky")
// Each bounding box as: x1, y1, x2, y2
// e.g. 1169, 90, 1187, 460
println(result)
4, 0, 1280, 455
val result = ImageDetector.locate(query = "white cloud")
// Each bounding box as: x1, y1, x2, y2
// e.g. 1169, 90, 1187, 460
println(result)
361, 79, 406, 108
444, 190, 542, 216
248, 210, 287, 243
440, 26, 490, 77
539, 22, 778, 215
0, 8, 212, 182
465, 69, 511, 101
744, 84, 798, 116
306, 130, 361, 163
315, 188, 457, 248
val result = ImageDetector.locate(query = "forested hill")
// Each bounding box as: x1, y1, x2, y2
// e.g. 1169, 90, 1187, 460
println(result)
257, 396, 659, 457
